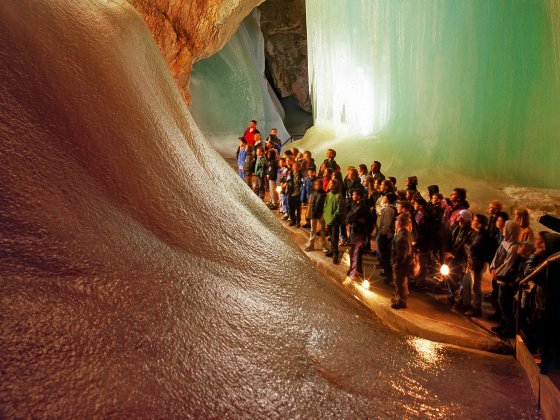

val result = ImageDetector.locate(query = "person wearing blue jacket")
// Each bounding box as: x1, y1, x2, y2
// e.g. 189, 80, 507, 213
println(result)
236, 137, 247, 179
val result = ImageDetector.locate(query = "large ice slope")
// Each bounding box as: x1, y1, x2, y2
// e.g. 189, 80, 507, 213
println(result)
189, 9, 289, 157
305, 0, 560, 188
0, 0, 536, 417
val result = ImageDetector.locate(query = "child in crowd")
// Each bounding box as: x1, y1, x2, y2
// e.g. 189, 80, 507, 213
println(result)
322, 149, 339, 172
301, 150, 316, 173
322, 167, 334, 192
301, 167, 317, 228
236, 137, 247, 179
304, 179, 327, 252
514, 207, 534, 243
323, 178, 343, 264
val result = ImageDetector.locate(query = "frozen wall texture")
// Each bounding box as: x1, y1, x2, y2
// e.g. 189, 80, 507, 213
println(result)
189, 10, 289, 146
127, 0, 264, 103
0, 0, 539, 416
306, 0, 560, 188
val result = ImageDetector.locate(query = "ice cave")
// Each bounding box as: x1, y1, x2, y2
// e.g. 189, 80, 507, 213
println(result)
1, 0, 559, 417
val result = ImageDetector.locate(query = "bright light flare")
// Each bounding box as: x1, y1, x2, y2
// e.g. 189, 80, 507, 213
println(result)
440, 264, 450, 276
275, 186, 282, 193
362, 280, 370, 289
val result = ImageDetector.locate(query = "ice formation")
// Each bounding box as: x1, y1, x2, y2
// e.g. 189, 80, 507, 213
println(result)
305, 0, 560, 188
0, 0, 537, 416
189, 9, 289, 157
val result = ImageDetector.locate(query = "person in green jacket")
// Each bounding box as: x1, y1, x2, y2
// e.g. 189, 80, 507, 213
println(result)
323, 178, 343, 264
254, 146, 267, 199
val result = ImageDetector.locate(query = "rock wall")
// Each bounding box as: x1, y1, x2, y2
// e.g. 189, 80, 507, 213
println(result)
259, 0, 310, 112
127, 0, 264, 103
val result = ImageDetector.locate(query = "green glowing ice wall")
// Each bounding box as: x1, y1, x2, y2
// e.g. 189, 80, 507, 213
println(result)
306, 0, 560, 188
190, 10, 288, 142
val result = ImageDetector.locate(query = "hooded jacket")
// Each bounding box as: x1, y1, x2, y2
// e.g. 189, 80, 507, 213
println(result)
490, 220, 521, 283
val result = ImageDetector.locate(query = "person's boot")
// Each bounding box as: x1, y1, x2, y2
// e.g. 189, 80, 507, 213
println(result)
391, 301, 407, 310
465, 308, 482, 317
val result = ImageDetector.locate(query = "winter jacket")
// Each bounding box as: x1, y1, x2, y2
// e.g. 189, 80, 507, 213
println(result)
301, 158, 316, 174
300, 176, 316, 204
391, 229, 413, 276
243, 145, 255, 172
323, 191, 343, 226
322, 158, 339, 172
254, 156, 267, 178
345, 200, 370, 242
267, 158, 278, 181
267, 134, 282, 153
370, 171, 385, 183
344, 178, 363, 199
309, 189, 326, 220
490, 220, 521, 284
466, 228, 491, 272
449, 225, 473, 266
236, 147, 247, 169
414, 210, 433, 252
377, 204, 396, 238
286, 169, 303, 197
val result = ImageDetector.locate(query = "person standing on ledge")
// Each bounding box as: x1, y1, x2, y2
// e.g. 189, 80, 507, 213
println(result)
391, 214, 414, 310
321, 148, 339, 173
323, 178, 343, 264
243, 119, 258, 146
266, 128, 282, 154
369, 160, 385, 184
236, 137, 247, 179
345, 188, 370, 280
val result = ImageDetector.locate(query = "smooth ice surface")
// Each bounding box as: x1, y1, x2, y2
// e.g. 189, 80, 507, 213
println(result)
0, 0, 537, 417
306, 0, 560, 188
190, 9, 289, 158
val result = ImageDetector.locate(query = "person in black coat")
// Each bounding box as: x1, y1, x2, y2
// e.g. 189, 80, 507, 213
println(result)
345, 188, 370, 280
304, 179, 327, 252
391, 214, 414, 309
411, 196, 433, 289
463, 214, 492, 317
266, 149, 279, 209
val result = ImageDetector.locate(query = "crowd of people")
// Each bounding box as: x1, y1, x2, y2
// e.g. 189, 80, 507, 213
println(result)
236, 121, 559, 339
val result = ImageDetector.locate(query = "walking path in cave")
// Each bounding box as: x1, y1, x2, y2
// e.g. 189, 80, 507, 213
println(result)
273, 201, 512, 354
